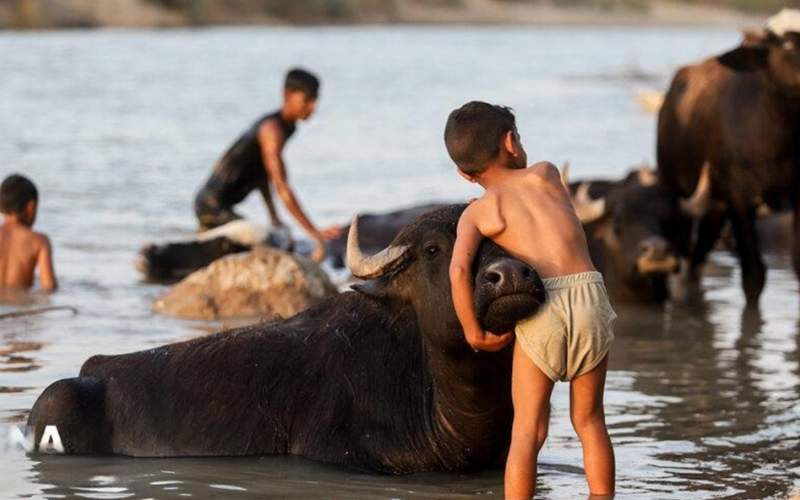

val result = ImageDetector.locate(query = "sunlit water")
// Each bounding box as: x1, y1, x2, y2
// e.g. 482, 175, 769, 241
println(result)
1, 26, 798, 499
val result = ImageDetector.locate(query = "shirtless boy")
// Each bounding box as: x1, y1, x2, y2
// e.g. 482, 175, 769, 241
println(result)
0, 174, 57, 292
445, 102, 615, 498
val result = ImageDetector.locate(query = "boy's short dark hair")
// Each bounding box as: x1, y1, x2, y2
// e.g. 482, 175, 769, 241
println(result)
0, 174, 38, 215
444, 101, 517, 175
284, 68, 320, 99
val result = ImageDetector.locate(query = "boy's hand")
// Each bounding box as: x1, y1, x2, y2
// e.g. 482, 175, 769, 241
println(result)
311, 238, 327, 263
465, 329, 515, 352
319, 225, 342, 240
309, 225, 342, 262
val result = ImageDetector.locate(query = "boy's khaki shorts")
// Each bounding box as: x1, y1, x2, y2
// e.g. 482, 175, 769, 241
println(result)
515, 271, 616, 382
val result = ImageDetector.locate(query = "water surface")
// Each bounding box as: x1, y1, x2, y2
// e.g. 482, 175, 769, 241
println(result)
1, 26, 798, 499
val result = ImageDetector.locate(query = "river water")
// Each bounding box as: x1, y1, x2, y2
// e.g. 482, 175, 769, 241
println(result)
1, 26, 798, 499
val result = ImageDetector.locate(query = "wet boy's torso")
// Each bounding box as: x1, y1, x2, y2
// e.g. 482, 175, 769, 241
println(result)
0, 223, 47, 289
471, 163, 596, 279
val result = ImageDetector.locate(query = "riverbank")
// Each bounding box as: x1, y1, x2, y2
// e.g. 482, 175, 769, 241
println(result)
0, 0, 766, 29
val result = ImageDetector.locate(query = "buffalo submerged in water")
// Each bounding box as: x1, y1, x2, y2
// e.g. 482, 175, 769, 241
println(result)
566, 166, 710, 302
27, 205, 546, 473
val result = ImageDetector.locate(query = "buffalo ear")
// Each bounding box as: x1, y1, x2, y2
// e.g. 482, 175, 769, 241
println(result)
351, 278, 389, 299
717, 45, 769, 72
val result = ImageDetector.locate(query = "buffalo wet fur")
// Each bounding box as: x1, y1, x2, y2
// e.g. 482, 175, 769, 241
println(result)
28, 205, 546, 473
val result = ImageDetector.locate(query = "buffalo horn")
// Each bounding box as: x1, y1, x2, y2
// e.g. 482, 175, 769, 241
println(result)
573, 183, 607, 224
679, 162, 711, 218
346, 215, 411, 279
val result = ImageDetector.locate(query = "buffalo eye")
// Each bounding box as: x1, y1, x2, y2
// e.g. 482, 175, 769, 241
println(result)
423, 243, 440, 259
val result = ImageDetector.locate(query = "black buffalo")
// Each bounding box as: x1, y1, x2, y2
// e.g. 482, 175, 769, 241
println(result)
28, 206, 545, 473
137, 237, 250, 282
568, 167, 709, 302
657, 19, 800, 306
136, 221, 293, 282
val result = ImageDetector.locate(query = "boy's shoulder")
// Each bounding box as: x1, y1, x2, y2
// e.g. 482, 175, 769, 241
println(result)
0, 224, 45, 254
518, 161, 564, 191
19, 227, 50, 251
526, 161, 560, 180
32, 230, 51, 247
461, 193, 504, 236
464, 191, 496, 213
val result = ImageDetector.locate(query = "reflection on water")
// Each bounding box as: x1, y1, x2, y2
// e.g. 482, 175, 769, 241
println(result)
24, 456, 507, 499
1, 26, 799, 499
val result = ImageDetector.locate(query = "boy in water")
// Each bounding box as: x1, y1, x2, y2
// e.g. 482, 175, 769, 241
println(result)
0, 174, 57, 292
446, 102, 615, 498
194, 67, 340, 260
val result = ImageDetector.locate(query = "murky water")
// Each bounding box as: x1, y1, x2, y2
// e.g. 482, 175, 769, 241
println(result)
1, 26, 798, 499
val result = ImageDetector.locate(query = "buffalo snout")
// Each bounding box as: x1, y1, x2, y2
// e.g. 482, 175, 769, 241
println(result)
638, 236, 670, 260
636, 236, 680, 275
476, 258, 546, 334
479, 259, 542, 297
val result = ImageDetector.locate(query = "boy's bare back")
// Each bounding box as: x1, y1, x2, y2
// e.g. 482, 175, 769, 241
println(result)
0, 222, 54, 290
465, 162, 595, 278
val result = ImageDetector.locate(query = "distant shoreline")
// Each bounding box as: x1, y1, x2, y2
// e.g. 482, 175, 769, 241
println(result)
0, 0, 767, 31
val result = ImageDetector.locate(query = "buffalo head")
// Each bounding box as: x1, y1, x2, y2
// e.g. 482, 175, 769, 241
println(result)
347, 205, 546, 350
572, 165, 710, 300
718, 10, 800, 101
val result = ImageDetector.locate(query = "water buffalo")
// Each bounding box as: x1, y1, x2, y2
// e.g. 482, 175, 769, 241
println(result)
28, 205, 546, 473
568, 166, 709, 302
657, 10, 800, 306
136, 220, 291, 282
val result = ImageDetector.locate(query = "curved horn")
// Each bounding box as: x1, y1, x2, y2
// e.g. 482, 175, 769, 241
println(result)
346, 215, 410, 279
634, 89, 664, 115
636, 165, 658, 187
560, 161, 571, 189
572, 183, 606, 224
680, 162, 711, 218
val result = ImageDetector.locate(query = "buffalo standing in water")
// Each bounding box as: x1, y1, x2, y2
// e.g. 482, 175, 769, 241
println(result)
28, 205, 545, 473
657, 11, 800, 306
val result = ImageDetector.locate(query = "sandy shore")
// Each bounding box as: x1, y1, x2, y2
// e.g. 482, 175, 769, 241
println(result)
394, 0, 765, 27
0, 0, 766, 30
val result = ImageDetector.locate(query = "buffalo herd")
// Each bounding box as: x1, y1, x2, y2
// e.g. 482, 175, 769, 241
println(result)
28, 14, 800, 473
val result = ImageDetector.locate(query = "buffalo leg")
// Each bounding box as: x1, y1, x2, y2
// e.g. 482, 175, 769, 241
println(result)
729, 204, 765, 307
793, 202, 800, 291
689, 207, 727, 281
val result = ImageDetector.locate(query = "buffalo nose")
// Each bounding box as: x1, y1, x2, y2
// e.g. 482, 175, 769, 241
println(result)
481, 259, 536, 289
639, 236, 670, 259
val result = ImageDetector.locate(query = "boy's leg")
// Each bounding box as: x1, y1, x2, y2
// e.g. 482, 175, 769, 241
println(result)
505, 341, 555, 500
569, 356, 614, 497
